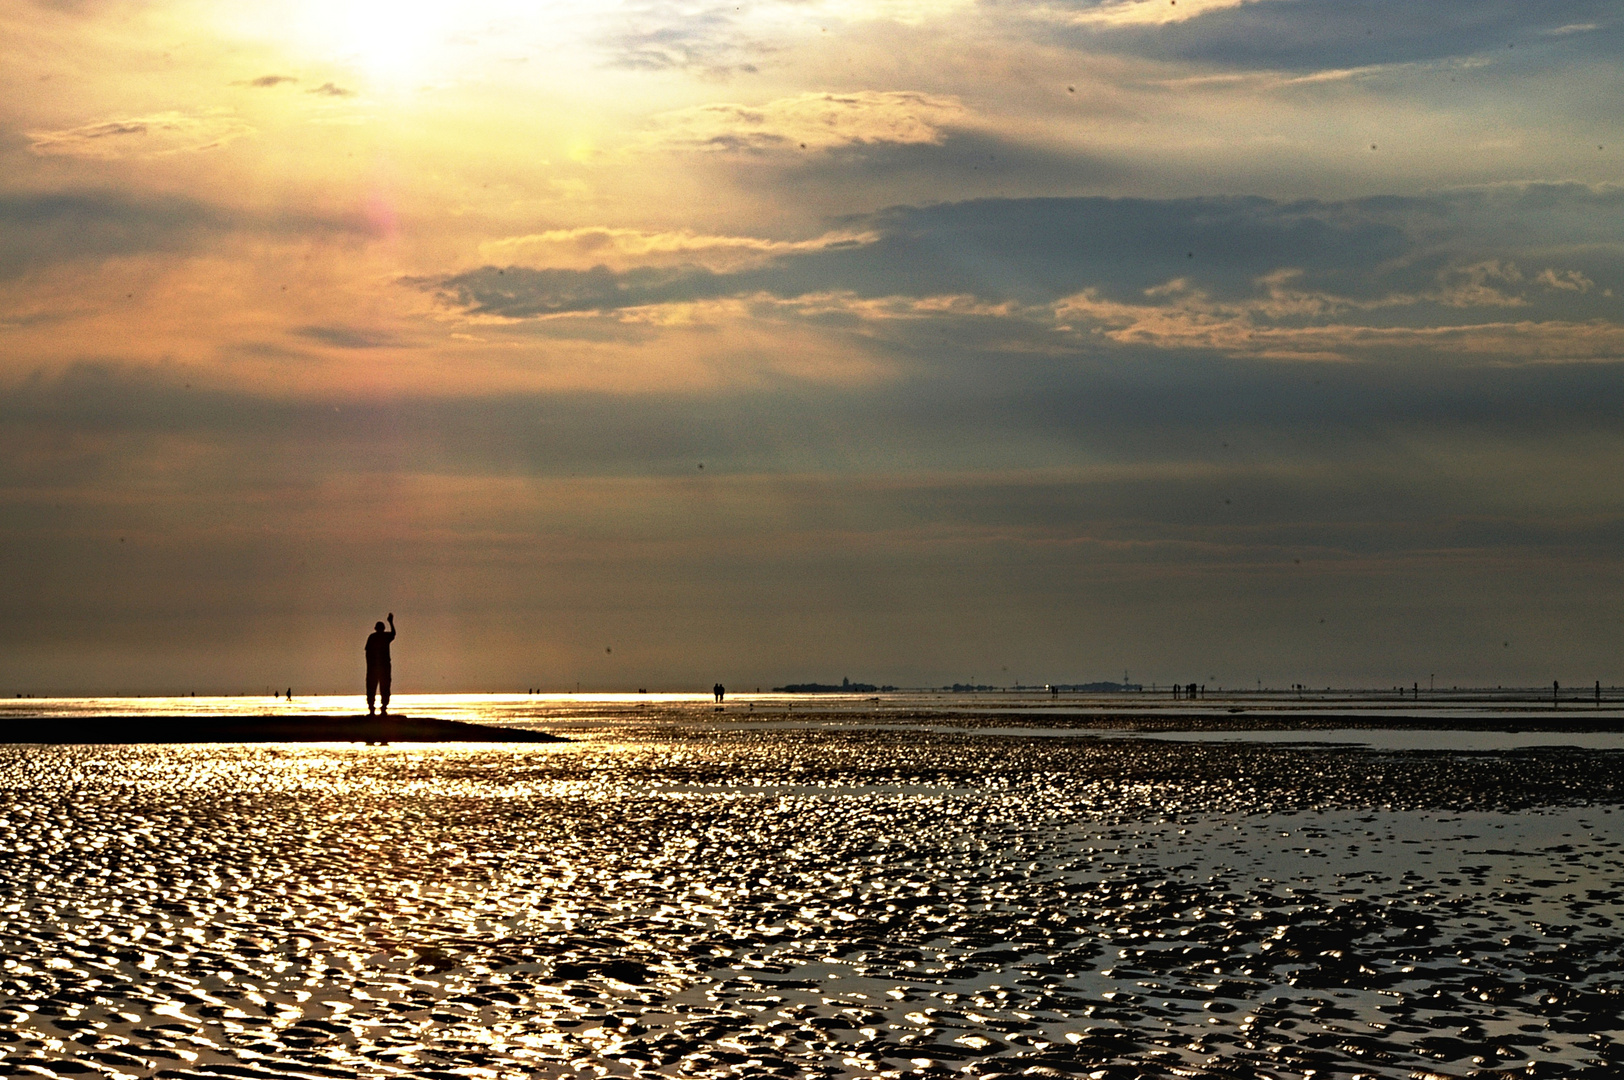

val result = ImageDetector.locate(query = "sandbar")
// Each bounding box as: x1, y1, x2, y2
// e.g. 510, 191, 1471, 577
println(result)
0, 713, 566, 743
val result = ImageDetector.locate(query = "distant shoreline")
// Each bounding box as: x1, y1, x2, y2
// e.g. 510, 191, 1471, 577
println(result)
0, 715, 566, 744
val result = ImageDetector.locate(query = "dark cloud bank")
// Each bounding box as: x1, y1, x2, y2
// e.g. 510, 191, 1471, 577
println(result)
1064, 0, 1623, 71
3, 339, 1622, 692
0, 189, 377, 279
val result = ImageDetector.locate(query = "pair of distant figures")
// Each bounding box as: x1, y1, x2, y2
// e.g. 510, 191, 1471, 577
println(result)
365, 614, 395, 715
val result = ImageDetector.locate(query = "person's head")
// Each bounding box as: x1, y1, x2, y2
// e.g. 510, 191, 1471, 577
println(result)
375, 621, 386, 632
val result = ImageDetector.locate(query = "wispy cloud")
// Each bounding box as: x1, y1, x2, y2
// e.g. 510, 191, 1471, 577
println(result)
478, 227, 877, 273
26, 112, 254, 159
426, 265, 723, 318
294, 325, 402, 350
601, 5, 763, 75
1038, 0, 1282, 28
1537, 268, 1596, 293
648, 91, 970, 153
1053, 288, 1624, 364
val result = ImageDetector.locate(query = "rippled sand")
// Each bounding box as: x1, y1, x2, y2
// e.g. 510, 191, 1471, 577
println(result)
0, 725, 1621, 1079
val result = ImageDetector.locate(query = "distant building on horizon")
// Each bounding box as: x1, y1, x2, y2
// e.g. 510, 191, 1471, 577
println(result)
774, 677, 897, 693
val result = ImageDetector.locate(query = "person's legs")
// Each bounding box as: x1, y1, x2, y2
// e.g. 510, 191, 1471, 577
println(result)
366, 668, 380, 714
379, 667, 391, 714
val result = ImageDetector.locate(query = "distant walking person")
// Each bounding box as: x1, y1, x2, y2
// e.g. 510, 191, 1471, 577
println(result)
714, 683, 725, 703
365, 613, 396, 716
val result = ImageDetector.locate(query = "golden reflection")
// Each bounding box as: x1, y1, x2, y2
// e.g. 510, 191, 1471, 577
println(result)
0, 735, 1614, 1076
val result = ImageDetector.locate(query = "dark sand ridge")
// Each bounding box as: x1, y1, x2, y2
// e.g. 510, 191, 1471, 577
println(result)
0, 715, 564, 744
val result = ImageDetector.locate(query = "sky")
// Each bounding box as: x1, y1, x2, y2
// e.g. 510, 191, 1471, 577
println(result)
2, 0, 1621, 694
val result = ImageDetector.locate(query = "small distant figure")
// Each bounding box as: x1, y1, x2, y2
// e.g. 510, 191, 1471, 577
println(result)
713, 683, 725, 702
365, 613, 396, 716
286, 688, 292, 701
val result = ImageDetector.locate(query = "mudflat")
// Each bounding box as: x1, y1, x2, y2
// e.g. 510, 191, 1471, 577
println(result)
0, 710, 1619, 1078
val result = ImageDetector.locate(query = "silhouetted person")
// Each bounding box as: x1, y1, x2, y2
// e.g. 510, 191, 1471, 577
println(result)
714, 683, 725, 702
365, 613, 396, 716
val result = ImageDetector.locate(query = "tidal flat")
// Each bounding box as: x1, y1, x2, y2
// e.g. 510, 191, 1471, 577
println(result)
0, 720, 1620, 1079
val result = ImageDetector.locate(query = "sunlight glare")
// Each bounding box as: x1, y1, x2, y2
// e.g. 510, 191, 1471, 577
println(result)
274, 0, 584, 87
311, 0, 460, 82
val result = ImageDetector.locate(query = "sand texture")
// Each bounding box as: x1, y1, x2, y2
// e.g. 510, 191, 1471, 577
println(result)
0, 719, 1619, 1078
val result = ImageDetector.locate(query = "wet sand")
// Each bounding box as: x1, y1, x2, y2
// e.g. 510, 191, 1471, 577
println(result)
0, 713, 1619, 1078
0, 715, 562, 744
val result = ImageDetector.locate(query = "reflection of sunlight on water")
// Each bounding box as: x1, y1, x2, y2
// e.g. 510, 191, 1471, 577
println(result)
2, 693, 715, 715
0, 734, 1618, 1077
7, 690, 1623, 730
8, 693, 1624, 757
0, 692, 722, 728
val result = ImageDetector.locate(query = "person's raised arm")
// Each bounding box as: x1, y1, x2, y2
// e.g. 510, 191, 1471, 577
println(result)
387, 612, 396, 641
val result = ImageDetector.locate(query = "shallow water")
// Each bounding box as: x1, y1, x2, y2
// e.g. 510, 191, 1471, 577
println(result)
723, 723, 1624, 752
5, 688, 1624, 729
0, 721, 1621, 1079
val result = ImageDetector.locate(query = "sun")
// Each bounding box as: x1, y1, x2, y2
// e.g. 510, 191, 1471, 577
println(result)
301, 0, 463, 82
259, 0, 599, 89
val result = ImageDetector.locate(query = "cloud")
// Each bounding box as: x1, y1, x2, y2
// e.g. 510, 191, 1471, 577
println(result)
6, 347, 1624, 690
307, 82, 355, 97
294, 325, 402, 349
11, 356, 1623, 490
0, 191, 378, 280
598, 0, 974, 75
1538, 268, 1595, 293
425, 187, 1623, 367
428, 265, 728, 318
245, 74, 298, 88
0, 192, 227, 279
478, 227, 877, 273
1045, 0, 1281, 29
649, 91, 969, 153
601, 6, 762, 75
26, 111, 254, 159
1043, 0, 1624, 73
1053, 287, 1624, 364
